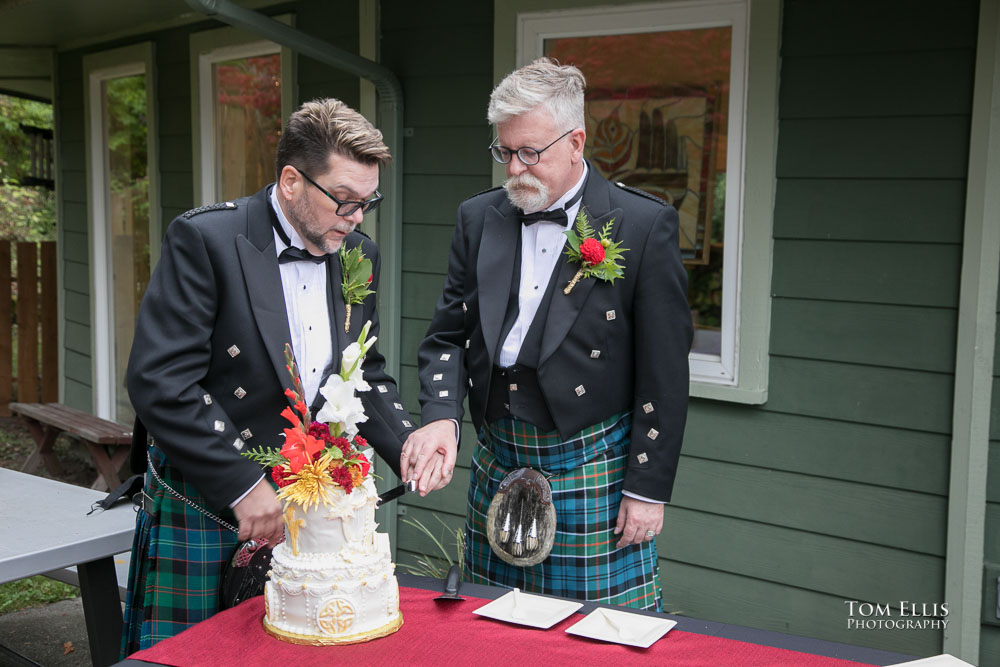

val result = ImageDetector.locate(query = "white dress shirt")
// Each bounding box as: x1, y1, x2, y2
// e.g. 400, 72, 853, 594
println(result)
270, 186, 334, 408
231, 189, 337, 508
499, 164, 588, 367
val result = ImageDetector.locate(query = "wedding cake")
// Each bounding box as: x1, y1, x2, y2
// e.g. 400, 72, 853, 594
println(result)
243, 321, 402, 645
262, 477, 402, 644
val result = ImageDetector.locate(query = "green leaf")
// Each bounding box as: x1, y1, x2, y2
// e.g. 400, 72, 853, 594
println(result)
241, 446, 285, 467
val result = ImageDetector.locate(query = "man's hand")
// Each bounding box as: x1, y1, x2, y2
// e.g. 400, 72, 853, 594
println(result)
400, 419, 458, 496
232, 480, 283, 545
614, 496, 664, 549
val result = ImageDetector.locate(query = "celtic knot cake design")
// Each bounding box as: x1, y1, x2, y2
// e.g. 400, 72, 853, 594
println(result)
317, 598, 355, 634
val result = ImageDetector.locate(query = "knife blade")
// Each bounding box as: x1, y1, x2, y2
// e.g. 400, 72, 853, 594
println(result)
376, 479, 417, 507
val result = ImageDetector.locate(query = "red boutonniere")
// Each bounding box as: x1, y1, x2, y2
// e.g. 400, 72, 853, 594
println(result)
563, 207, 629, 294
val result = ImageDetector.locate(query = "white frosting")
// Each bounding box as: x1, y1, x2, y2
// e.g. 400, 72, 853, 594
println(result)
264, 477, 401, 640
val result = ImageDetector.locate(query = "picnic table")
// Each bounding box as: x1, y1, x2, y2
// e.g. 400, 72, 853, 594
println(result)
1, 468, 136, 667
10, 402, 133, 491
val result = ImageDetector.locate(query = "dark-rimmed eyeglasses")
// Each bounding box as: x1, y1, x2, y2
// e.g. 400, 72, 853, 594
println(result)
298, 169, 383, 216
488, 128, 575, 165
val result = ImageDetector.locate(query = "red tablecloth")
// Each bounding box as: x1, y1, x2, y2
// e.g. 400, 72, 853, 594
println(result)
129, 587, 871, 666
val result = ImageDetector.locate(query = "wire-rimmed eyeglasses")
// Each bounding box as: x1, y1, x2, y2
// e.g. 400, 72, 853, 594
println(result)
298, 169, 383, 216
488, 128, 575, 165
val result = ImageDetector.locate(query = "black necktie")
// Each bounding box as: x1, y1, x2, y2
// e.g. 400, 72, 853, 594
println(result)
270, 198, 327, 264
517, 186, 584, 227
278, 246, 326, 264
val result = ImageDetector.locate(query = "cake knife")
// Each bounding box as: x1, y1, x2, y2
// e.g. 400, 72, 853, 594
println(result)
376, 479, 417, 507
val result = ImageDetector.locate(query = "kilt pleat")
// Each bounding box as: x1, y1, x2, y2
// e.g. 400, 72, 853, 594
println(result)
120, 446, 240, 657
464, 413, 662, 611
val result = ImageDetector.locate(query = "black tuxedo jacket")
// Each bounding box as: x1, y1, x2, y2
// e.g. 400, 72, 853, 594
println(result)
127, 186, 413, 510
417, 167, 692, 501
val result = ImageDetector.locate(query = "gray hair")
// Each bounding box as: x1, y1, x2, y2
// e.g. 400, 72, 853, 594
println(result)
487, 57, 586, 132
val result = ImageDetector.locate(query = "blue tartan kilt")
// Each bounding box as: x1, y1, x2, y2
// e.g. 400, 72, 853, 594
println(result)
120, 446, 240, 658
464, 412, 663, 611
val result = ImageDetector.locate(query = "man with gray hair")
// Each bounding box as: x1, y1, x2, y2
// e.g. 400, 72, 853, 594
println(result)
122, 98, 414, 653
403, 58, 692, 610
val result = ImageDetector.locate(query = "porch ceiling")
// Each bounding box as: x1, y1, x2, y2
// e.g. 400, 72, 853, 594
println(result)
0, 0, 285, 101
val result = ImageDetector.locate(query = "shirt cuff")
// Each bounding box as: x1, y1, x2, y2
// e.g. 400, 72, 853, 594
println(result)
450, 419, 460, 443
229, 474, 265, 508
622, 490, 666, 504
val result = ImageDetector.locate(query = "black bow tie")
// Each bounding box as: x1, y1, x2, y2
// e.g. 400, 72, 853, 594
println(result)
516, 186, 584, 227
278, 246, 327, 264
519, 208, 569, 227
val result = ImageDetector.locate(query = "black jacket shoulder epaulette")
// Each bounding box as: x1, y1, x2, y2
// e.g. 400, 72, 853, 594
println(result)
614, 182, 669, 207
182, 201, 239, 219
463, 185, 503, 202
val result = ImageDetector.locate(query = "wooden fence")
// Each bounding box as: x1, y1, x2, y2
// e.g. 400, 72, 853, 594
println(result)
0, 240, 58, 415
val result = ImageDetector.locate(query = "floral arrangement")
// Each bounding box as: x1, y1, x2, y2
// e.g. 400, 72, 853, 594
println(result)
562, 207, 629, 294
243, 321, 377, 509
339, 245, 374, 333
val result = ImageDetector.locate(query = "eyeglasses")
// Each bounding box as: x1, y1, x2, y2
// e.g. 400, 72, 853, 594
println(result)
297, 169, 383, 216
488, 128, 575, 165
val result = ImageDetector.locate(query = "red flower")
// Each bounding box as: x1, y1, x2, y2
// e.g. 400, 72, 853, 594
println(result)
368, 274, 373, 284
329, 464, 354, 493
330, 437, 352, 458
353, 452, 371, 477
271, 465, 294, 488
284, 388, 308, 418
352, 435, 368, 450
307, 422, 331, 442
580, 237, 606, 265
280, 406, 302, 430
280, 429, 324, 473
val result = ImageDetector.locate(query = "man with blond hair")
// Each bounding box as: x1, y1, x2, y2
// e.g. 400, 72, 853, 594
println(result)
122, 98, 414, 653
403, 59, 692, 610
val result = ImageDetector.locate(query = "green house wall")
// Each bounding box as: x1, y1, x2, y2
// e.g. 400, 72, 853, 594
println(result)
49, 0, 997, 659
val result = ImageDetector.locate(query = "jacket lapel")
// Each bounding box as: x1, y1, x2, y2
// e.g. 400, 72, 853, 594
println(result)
477, 203, 520, 367
237, 187, 297, 396
539, 169, 623, 367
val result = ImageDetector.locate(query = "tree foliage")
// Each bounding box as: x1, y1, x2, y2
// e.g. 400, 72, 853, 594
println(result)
0, 94, 55, 241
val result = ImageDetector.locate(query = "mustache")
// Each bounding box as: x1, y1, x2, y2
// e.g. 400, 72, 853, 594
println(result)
505, 173, 544, 191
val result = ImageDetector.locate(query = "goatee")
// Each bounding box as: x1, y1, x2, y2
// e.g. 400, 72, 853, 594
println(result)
504, 172, 550, 212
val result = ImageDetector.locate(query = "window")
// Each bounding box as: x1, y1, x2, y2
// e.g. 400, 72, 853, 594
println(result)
191, 23, 293, 205
517, 0, 778, 402
83, 43, 159, 423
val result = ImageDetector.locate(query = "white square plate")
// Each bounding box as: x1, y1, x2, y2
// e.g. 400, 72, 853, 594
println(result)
472, 590, 583, 629
565, 607, 677, 648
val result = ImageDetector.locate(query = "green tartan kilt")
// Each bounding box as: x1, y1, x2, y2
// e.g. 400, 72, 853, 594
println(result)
120, 446, 240, 658
464, 413, 663, 611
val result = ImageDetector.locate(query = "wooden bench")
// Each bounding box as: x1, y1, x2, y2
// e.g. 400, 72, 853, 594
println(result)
10, 402, 133, 491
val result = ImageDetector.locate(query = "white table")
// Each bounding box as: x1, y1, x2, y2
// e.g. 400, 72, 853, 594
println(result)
0, 468, 137, 666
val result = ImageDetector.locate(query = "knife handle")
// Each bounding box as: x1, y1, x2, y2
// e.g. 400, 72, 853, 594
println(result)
444, 563, 461, 595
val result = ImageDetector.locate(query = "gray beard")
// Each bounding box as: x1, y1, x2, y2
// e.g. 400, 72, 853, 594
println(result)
504, 174, 550, 212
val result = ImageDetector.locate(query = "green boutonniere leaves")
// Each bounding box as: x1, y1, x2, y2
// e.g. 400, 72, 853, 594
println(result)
339, 245, 374, 333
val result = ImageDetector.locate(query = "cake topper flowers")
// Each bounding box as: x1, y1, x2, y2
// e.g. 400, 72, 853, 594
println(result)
339, 245, 374, 333
562, 207, 628, 295
243, 321, 377, 508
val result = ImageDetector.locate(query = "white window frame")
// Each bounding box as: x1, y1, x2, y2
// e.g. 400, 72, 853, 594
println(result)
512, 0, 778, 403
82, 42, 160, 420
190, 20, 294, 206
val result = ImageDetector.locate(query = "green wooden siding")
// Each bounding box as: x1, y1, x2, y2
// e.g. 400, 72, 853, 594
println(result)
380, 0, 493, 573
660, 0, 979, 656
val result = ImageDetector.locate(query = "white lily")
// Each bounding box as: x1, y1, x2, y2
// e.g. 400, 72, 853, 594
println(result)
316, 374, 368, 437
